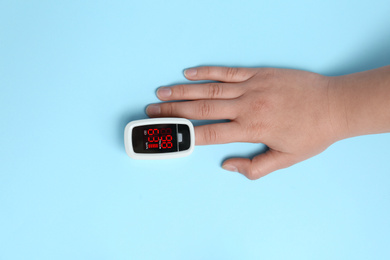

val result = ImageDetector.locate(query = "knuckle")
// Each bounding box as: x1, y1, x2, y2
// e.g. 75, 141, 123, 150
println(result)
226, 67, 240, 79
259, 68, 276, 81
197, 101, 213, 118
207, 83, 223, 98
245, 167, 262, 180
201, 66, 211, 77
174, 85, 188, 97
203, 127, 219, 143
161, 102, 174, 115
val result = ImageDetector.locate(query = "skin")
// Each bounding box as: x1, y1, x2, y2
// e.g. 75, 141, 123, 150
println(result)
146, 65, 390, 180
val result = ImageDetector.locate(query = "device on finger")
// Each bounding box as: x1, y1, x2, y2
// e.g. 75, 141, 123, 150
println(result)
124, 118, 195, 160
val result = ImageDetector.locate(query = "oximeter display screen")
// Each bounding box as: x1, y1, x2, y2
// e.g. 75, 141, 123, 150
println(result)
132, 124, 191, 154
125, 119, 193, 158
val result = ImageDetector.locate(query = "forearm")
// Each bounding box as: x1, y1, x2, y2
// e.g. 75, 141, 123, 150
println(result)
331, 65, 390, 139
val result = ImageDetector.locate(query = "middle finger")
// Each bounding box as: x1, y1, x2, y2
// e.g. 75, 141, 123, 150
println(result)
147, 100, 238, 120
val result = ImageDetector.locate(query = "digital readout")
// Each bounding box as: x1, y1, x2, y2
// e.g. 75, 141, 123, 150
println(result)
132, 124, 178, 153
145, 127, 173, 149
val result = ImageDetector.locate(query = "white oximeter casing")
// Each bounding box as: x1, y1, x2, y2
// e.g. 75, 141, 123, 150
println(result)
124, 118, 195, 160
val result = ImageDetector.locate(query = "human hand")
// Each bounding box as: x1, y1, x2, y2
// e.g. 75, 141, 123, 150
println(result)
146, 66, 344, 179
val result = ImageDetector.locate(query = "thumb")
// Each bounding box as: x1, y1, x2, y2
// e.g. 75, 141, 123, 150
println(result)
222, 149, 297, 180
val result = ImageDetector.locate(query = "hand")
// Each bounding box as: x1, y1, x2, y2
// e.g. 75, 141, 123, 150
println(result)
146, 66, 343, 180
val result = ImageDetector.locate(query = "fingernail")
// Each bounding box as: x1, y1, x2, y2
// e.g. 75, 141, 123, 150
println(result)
222, 164, 238, 172
146, 104, 161, 116
184, 68, 197, 77
157, 87, 172, 98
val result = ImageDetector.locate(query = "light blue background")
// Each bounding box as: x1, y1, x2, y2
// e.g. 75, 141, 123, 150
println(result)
1, 0, 390, 259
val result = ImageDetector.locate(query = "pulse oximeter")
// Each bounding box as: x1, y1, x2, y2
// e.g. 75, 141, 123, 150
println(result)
124, 118, 195, 159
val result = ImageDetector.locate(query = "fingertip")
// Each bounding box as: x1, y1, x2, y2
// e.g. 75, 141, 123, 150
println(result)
184, 68, 197, 79
146, 104, 161, 117
156, 87, 172, 100
222, 164, 238, 172
222, 158, 250, 176
222, 157, 271, 180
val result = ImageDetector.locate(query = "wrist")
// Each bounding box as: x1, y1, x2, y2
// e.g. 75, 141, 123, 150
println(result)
324, 75, 353, 141
327, 66, 390, 140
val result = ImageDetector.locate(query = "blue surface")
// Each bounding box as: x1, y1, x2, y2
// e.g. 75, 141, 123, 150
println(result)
1, 0, 390, 259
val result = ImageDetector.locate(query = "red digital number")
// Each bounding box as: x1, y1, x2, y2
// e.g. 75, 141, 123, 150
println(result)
161, 141, 173, 149
147, 128, 159, 135
148, 136, 159, 143
161, 142, 173, 149
147, 127, 173, 149
160, 135, 172, 142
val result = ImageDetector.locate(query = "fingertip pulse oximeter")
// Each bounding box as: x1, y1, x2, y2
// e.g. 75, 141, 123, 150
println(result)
124, 118, 195, 159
